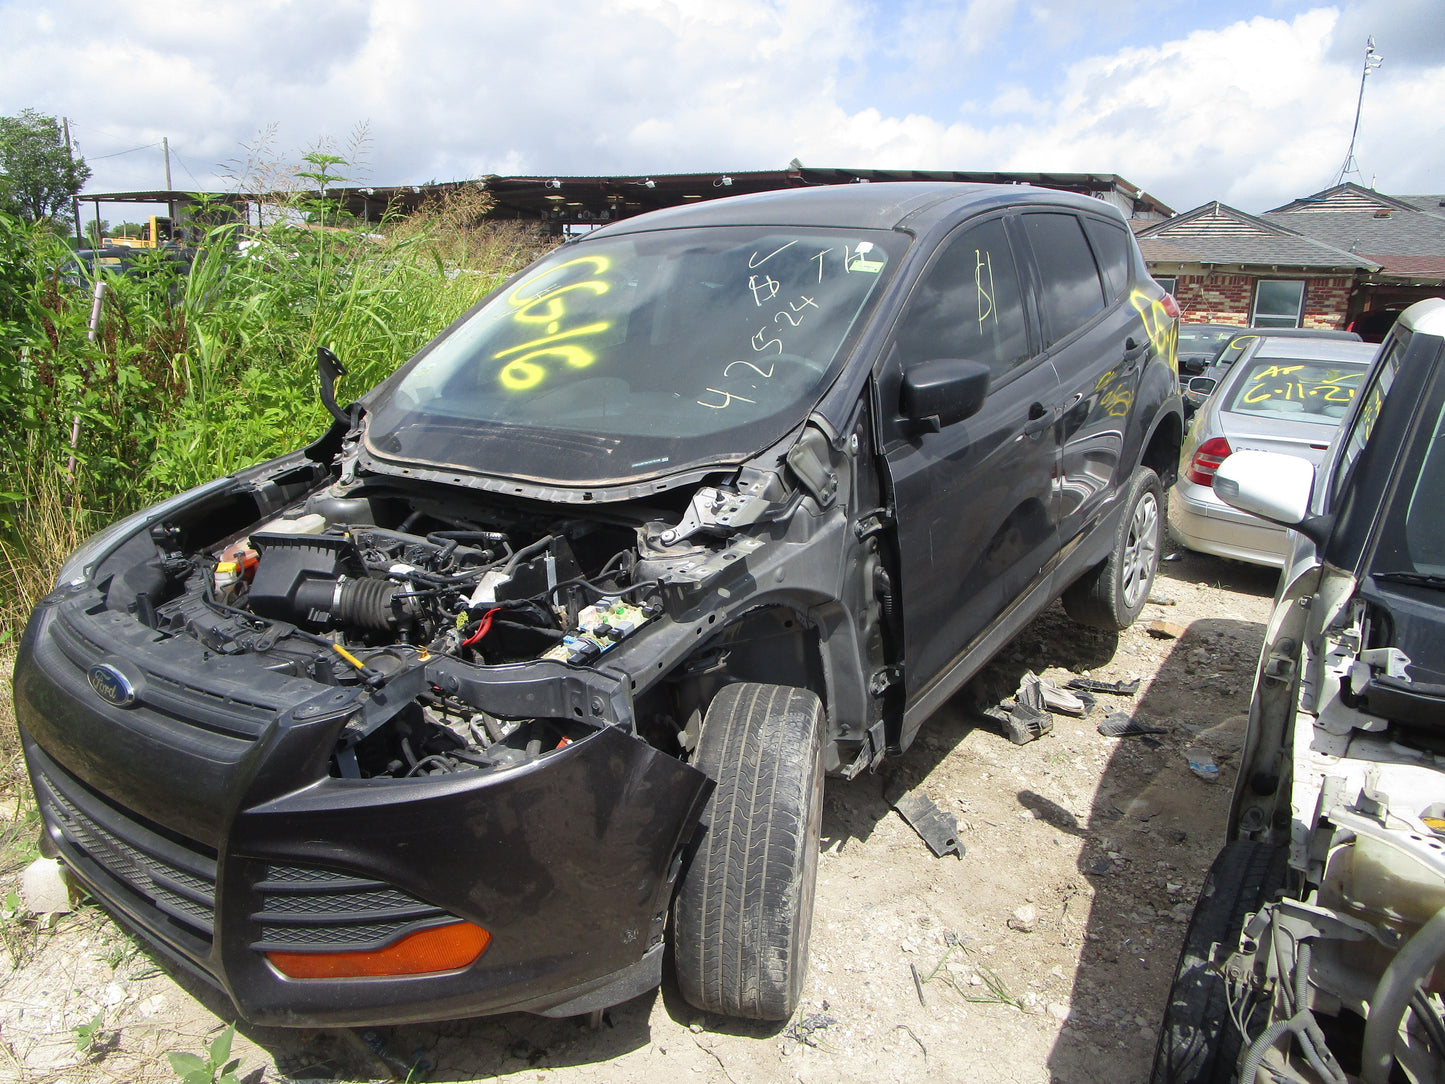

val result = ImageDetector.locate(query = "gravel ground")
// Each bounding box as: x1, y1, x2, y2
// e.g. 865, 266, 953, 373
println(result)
0, 546, 1280, 1083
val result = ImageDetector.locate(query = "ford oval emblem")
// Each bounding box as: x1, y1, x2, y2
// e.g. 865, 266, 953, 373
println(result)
88, 664, 137, 708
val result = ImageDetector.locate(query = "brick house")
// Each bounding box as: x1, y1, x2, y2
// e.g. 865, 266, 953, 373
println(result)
1263, 184, 1445, 337
1134, 201, 1374, 330
1136, 183, 1445, 336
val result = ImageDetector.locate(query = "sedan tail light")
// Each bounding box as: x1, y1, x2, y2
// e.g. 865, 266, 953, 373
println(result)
1161, 293, 1182, 319
1186, 437, 1232, 487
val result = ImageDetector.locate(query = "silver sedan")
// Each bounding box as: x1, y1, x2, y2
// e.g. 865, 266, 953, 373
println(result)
1168, 335, 1378, 566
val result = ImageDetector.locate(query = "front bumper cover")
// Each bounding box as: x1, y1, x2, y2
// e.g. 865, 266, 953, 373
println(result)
15, 594, 713, 1027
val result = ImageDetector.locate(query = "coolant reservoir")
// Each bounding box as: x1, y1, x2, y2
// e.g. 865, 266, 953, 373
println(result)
255, 512, 327, 536
1320, 833, 1445, 994
1348, 832, 1445, 927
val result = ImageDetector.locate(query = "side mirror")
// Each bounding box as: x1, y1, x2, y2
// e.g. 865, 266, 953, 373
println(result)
901, 358, 991, 431
1187, 376, 1217, 396
1180, 357, 1206, 376
1213, 450, 1316, 528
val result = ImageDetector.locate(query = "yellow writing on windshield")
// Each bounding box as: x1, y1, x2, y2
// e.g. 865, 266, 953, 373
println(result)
496, 256, 614, 390
1241, 365, 1359, 406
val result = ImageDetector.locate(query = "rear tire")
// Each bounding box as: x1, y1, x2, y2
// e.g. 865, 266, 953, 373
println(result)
673, 683, 825, 1020
1151, 840, 1290, 1084
1063, 465, 1163, 630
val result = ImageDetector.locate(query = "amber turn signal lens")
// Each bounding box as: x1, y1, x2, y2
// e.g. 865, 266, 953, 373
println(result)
267, 921, 491, 979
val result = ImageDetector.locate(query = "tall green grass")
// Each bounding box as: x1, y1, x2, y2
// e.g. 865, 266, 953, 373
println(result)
0, 183, 553, 637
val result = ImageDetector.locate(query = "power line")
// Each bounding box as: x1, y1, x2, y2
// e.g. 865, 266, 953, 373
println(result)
89, 140, 165, 160
169, 148, 204, 188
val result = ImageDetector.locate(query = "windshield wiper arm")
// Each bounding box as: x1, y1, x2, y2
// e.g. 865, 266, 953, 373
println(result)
1373, 570, 1445, 591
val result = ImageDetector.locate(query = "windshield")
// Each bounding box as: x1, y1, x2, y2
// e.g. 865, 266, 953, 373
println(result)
366, 225, 901, 486
1221, 355, 1366, 422
1178, 327, 1234, 354
1377, 390, 1445, 576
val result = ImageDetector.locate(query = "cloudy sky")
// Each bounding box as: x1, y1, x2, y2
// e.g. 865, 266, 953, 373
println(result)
2, 0, 1441, 217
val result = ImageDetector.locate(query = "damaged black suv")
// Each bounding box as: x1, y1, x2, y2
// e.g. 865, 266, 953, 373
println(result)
15, 182, 1182, 1026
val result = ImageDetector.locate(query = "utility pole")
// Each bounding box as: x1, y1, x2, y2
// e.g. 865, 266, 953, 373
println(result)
163, 136, 174, 236
63, 116, 82, 249
1332, 37, 1384, 190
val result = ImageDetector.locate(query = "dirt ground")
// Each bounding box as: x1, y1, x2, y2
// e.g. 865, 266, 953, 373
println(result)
0, 546, 1281, 1084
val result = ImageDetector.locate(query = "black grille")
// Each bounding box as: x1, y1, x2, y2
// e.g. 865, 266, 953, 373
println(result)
49, 605, 281, 743
252, 864, 450, 953
33, 753, 218, 954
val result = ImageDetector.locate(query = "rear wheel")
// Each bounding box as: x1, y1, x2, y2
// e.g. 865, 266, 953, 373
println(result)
1063, 465, 1163, 630
1151, 840, 1290, 1083
673, 683, 825, 1020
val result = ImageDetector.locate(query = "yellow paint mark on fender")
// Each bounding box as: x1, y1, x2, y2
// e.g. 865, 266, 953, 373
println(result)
1129, 290, 1178, 373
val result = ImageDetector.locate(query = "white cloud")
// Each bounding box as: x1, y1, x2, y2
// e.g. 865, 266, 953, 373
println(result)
0, 0, 1440, 215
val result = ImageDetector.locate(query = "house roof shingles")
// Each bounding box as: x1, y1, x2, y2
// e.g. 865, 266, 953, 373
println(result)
1260, 184, 1445, 282
1135, 200, 1376, 272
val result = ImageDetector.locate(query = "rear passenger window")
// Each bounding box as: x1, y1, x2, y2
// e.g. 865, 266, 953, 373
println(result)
893, 217, 1030, 381
1021, 213, 1106, 345
1083, 217, 1131, 301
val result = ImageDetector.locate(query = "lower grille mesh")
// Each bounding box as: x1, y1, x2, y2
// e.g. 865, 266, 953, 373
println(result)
34, 757, 218, 954
252, 864, 451, 953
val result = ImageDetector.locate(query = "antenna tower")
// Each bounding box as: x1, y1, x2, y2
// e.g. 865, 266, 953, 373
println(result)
1331, 37, 1383, 189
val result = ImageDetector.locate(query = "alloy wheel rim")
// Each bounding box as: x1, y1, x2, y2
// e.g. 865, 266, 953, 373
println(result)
1122, 491, 1160, 608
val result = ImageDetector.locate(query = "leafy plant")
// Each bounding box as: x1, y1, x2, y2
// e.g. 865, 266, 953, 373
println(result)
0, 150, 552, 639
73, 1008, 104, 1054
167, 1024, 243, 1084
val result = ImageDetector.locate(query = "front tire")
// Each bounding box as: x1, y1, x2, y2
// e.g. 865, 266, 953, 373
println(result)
1063, 465, 1163, 630
1151, 840, 1290, 1083
673, 683, 825, 1020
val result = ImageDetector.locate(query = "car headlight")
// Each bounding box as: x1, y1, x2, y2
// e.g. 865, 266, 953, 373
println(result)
55, 477, 234, 589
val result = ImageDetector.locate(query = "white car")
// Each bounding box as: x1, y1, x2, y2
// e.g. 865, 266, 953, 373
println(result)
1153, 297, 1445, 1084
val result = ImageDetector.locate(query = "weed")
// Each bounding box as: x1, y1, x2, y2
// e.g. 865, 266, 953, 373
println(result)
0, 885, 35, 966
955, 953, 1025, 1009
168, 1024, 243, 1084
916, 939, 1026, 1010
0, 153, 552, 642
73, 1008, 104, 1054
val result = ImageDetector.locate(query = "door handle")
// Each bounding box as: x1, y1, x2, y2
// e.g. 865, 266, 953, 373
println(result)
1022, 402, 1058, 436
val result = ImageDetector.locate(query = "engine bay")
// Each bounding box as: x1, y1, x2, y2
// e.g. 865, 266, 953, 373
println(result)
93, 471, 773, 783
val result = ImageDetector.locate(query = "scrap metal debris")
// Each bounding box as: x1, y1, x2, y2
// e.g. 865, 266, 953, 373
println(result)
997, 671, 1055, 745
1066, 676, 1141, 697
787, 1011, 838, 1049
1147, 620, 1188, 639
886, 782, 965, 858
1097, 712, 1167, 738
1035, 676, 1088, 717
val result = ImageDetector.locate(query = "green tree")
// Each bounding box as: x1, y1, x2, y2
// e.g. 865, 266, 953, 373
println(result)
84, 217, 111, 247
0, 109, 91, 225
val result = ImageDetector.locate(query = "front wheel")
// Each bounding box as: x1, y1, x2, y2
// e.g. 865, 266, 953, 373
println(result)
673, 683, 825, 1020
1151, 841, 1289, 1083
1063, 465, 1163, 630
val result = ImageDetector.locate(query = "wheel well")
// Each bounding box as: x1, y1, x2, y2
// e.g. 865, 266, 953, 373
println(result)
666, 606, 827, 733
1141, 410, 1183, 488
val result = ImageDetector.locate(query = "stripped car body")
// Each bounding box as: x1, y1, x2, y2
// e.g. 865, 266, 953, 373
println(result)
16, 182, 1182, 1026
1154, 298, 1445, 1083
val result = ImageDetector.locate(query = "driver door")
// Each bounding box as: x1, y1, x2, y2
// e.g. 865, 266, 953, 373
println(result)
879, 213, 1061, 704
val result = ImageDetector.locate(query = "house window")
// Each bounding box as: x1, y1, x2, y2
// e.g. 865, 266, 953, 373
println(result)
1252, 279, 1305, 327
1154, 276, 1177, 295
